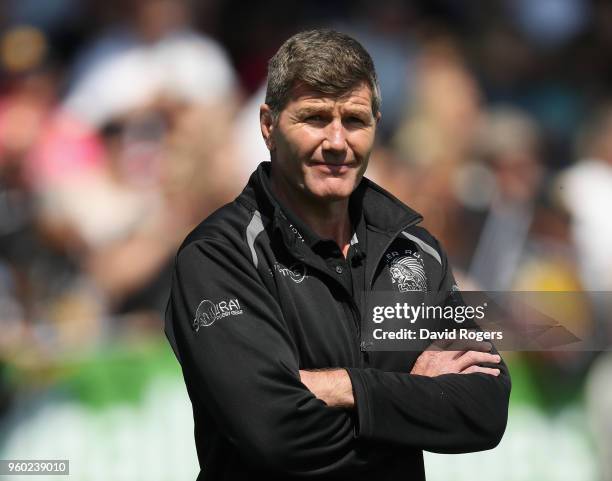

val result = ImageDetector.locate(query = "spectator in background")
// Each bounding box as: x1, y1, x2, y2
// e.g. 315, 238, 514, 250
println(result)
469, 107, 544, 291
0, 0, 243, 362
469, 108, 592, 375
229, 84, 270, 186
562, 107, 612, 428
63, 0, 239, 129
559, 104, 612, 292
372, 37, 483, 267
335, 0, 418, 140
36, 0, 243, 317
0, 25, 98, 356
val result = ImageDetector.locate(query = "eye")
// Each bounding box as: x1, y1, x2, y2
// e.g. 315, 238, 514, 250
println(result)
305, 115, 325, 123
346, 116, 366, 125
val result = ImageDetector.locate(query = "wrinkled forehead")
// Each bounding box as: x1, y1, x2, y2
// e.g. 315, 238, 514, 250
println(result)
285, 81, 375, 111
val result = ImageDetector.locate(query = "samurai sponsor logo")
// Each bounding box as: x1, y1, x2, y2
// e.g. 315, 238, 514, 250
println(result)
193, 298, 243, 331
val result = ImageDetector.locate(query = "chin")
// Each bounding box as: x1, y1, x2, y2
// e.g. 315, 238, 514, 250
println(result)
306, 180, 357, 202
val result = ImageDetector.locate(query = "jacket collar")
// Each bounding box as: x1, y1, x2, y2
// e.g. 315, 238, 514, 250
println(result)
237, 161, 423, 251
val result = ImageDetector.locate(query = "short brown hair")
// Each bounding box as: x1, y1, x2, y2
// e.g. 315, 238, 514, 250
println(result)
265, 29, 381, 120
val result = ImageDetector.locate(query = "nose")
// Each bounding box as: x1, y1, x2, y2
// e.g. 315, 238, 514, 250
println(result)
322, 119, 347, 154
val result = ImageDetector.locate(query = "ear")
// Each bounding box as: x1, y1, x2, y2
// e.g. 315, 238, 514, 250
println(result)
260, 104, 275, 151
375, 111, 382, 125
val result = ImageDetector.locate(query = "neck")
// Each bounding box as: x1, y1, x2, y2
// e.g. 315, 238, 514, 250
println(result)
271, 176, 353, 258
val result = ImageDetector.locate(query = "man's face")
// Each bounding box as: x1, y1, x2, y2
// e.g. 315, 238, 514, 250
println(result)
261, 82, 379, 205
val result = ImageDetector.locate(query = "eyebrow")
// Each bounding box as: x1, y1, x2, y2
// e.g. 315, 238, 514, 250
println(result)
295, 106, 332, 117
295, 105, 372, 118
343, 107, 372, 117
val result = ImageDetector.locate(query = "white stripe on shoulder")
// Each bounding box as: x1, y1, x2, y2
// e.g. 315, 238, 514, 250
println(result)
401, 231, 442, 265
246, 210, 265, 268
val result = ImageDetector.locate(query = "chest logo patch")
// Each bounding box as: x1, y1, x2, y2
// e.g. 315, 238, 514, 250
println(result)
273, 262, 307, 284
193, 298, 243, 331
387, 251, 428, 292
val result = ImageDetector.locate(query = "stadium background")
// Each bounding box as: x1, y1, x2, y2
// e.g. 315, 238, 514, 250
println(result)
1, 0, 611, 479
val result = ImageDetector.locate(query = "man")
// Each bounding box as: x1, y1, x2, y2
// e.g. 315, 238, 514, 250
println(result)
166, 29, 510, 480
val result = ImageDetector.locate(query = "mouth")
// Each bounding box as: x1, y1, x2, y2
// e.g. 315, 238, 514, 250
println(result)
307, 161, 358, 175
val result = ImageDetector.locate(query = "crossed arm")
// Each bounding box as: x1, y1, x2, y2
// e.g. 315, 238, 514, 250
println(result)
300, 341, 502, 408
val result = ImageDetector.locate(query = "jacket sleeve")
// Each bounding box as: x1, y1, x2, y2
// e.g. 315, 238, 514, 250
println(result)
346, 242, 511, 454
167, 238, 383, 476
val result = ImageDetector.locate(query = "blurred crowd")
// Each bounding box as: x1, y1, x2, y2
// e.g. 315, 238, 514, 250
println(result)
1, 0, 612, 477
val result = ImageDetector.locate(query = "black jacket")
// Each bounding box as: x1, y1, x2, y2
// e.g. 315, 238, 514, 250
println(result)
166, 162, 510, 480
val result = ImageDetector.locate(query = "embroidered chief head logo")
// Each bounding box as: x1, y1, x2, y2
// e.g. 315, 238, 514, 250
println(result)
388, 253, 427, 292
193, 297, 243, 331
